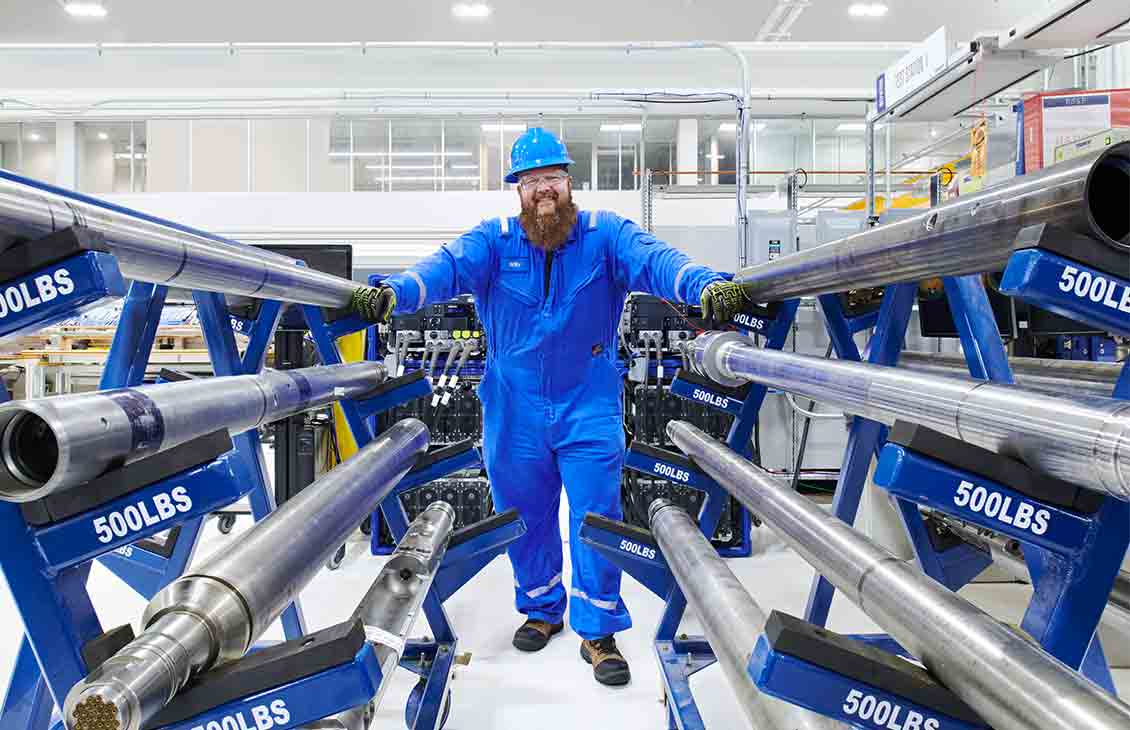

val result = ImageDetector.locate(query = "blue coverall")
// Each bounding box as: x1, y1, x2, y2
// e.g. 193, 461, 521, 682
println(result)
385, 210, 720, 639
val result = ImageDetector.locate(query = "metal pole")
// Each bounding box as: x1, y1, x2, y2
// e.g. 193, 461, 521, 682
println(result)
0, 361, 387, 501
649, 500, 844, 730
667, 420, 1130, 730
865, 117, 876, 220
693, 331, 1130, 500
899, 350, 1121, 397
0, 170, 363, 308
733, 142, 1130, 301
62, 419, 430, 730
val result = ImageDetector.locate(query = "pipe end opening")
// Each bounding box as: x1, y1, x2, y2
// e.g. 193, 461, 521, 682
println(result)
1087, 143, 1130, 251
0, 410, 58, 499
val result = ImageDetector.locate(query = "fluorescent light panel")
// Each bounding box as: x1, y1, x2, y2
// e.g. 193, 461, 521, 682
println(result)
718, 122, 767, 132
451, 2, 491, 19
481, 124, 526, 132
62, 1, 108, 18
848, 3, 888, 17
329, 151, 472, 158
600, 123, 642, 132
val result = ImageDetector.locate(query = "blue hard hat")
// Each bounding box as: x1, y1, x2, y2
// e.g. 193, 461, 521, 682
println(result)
505, 127, 575, 184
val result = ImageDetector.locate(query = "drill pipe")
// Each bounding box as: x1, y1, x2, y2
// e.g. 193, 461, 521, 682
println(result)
353, 500, 456, 714
0, 361, 386, 501
62, 419, 430, 730
899, 350, 1120, 399
0, 169, 359, 307
668, 420, 1130, 730
649, 499, 844, 730
693, 331, 1130, 500
734, 142, 1130, 301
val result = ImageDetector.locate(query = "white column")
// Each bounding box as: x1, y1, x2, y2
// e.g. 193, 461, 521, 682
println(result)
676, 118, 698, 186
55, 121, 78, 189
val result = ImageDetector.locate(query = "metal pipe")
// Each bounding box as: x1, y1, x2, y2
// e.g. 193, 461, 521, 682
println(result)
353, 500, 455, 712
0, 361, 387, 501
899, 350, 1121, 398
649, 499, 844, 730
694, 331, 1130, 500
734, 142, 1130, 302
62, 419, 430, 730
667, 420, 1130, 730
0, 169, 361, 307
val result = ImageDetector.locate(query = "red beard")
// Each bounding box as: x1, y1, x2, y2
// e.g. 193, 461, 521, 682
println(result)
519, 193, 578, 252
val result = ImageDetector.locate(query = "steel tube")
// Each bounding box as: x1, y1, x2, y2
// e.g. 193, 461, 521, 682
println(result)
694, 332, 1130, 500
62, 419, 430, 730
649, 499, 844, 730
353, 500, 455, 713
0, 170, 360, 307
900, 350, 1121, 398
734, 142, 1130, 302
668, 420, 1130, 730
0, 361, 386, 501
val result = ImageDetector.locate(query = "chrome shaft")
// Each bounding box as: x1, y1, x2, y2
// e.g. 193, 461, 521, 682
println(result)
354, 501, 456, 713
668, 420, 1130, 730
0, 170, 359, 307
62, 419, 430, 730
649, 499, 844, 730
0, 361, 386, 501
899, 350, 1120, 398
734, 142, 1130, 301
694, 331, 1130, 500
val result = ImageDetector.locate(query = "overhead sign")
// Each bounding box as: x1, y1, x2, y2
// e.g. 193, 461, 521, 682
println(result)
876, 27, 949, 114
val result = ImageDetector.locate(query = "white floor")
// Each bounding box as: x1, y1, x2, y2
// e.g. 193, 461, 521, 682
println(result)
2, 504, 1129, 729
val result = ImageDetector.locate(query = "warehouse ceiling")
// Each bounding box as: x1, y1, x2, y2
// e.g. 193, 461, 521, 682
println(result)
1, 0, 1042, 45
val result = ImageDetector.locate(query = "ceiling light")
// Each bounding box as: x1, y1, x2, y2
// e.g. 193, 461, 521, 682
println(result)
452, 2, 492, 19
600, 123, 642, 133
450, 164, 480, 170
848, 3, 888, 18
718, 122, 767, 133
27, 132, 42, 142
114, 152, 146, 160
61, 1, 108, 18
481, 124, 526, 133
97, 132, 109, 141
931, 129, 939, 138
836, 123, 868, 132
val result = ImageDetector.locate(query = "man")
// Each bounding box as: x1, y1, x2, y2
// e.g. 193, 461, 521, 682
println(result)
351, 128, 746, 686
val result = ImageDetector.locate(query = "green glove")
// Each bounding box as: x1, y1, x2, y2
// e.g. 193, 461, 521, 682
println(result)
700, 280, 748, 326
350, 285, 397, 323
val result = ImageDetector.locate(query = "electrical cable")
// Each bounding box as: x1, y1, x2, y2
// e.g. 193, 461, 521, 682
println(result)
443, 340, 473, 407
432, 341, 459, 407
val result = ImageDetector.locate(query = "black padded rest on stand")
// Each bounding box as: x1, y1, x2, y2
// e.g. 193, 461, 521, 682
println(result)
143, 619, 366, 729
407, 439, 477, 475
449, 507, 520, 548
763, 611, 984, 725
672, 368, 752, 401
628, 442, 700, 474
1016, 222, 1130, 280
0, 227, 110, 285
20, 429, 234, 527
82, 624, 136, 673
582, 513, 658, 547
361, 369, 427, 400
887, 421, 1104, 514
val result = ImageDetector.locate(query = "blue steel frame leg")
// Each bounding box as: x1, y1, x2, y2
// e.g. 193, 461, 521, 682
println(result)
652, 301, 800, 730
805, 284, 917, 626
301, 305, 456, 730
194, 292, 306, 639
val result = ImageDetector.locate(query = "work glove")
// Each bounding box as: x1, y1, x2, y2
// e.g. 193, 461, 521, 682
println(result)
350, 285, 397, 324
700, 280, 748, 327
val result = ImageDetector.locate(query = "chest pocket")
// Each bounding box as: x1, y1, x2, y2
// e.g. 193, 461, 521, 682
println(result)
494, 246, 540, 305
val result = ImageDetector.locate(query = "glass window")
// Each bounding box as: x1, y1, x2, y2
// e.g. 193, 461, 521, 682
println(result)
252, 119, 306, 193
751, 119, 813, 186
442, 119, 485, 191
78, 122, 145, 194
0, 123, 20, 171
390, 119, 443, 192
644, 119, 677, 186
561, 118, 598, 191
21, 123, 56, 182
310, 118, 350, 192
699, 118, 736, 185
191, 119, 248, 192
351, 119, 389, 192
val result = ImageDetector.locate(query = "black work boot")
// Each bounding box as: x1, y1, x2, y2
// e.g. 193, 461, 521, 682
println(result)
512, 618, 564, 652
580, 635, 631, 686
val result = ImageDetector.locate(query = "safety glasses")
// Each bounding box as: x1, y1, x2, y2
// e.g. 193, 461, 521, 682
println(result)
517, 172, 570, 190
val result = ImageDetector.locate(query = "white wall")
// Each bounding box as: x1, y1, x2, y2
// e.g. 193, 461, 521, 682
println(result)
21, 142, 55, 181
252, 119, 307, 193
148, 120, 191, 192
